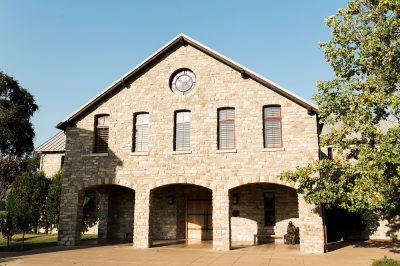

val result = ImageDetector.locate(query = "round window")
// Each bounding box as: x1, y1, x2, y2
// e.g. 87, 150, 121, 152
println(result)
170, 69, 196, 94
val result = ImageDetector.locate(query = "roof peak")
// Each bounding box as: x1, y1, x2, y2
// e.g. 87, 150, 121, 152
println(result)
57, 34, 318, 129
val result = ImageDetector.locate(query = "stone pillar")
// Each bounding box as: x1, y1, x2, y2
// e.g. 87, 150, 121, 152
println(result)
298, 194, 325, 253
58, 188, 84, 246
133, 185, 151, 248
97, 188, 110, 240
212, 186, 230, 251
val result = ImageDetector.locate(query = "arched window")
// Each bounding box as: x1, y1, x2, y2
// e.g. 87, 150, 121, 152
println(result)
218, 108, 235, 149
94, 115, 109, 153
263, 106, 282, 148
133, 113, 149, 152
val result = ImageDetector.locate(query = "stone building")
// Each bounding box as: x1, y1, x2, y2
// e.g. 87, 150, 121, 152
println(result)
55, 33, 325, 253
36, 131, 66, 178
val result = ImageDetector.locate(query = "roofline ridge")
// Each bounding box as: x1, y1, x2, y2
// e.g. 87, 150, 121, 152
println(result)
56, 33, 318, 130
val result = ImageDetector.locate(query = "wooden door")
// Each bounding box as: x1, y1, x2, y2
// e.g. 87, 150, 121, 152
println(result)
187, 200, 212, 240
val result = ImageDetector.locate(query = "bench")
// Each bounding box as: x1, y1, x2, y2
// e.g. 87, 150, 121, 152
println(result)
253, 234, 283, 245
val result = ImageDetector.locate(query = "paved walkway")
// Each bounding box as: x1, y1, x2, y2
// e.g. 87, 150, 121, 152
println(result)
0, 241, 399, 266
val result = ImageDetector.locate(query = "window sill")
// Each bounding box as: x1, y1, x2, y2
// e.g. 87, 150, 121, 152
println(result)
130, 151, 149, 156
216, 149, 237, 154
262, 147, 285, 152
83, 153, 109, 157
172, 150, 192, 155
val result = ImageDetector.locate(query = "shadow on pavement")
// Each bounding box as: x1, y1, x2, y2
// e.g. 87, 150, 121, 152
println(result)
0, 238, 131, 263
326, 240, 400, 254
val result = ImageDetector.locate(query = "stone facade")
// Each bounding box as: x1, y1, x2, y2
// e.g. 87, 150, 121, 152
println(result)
150, 185, 211, 241
230, 183, 299, 243
57, 35, 324, 253
40, 153, 64, 178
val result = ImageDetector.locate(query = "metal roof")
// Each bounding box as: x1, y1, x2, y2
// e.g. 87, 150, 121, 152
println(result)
57, 33, 319, 130
321, 120, 399, 136
35, 131, 66, 153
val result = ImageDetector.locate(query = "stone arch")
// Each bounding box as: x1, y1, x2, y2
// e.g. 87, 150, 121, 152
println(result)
72, 177, 137, 243
226, 176, 296, 191
149, 181, 213, 247
74, 177, 137, 192
228, 180, 299, 247
149, 178, 212, 191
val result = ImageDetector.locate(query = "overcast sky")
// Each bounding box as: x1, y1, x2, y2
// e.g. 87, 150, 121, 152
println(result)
0, 0, 349, 147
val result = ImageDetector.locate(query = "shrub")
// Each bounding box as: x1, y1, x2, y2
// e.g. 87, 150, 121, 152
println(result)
372, 256, 400, 266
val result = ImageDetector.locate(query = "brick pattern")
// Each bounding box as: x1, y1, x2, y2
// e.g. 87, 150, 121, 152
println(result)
40, 153, 64, 178
230, 183, 299, 243
150, 185, 211, 241
58, 44, 324, 253
107, 186, 135, 239
97, 188, 109, 240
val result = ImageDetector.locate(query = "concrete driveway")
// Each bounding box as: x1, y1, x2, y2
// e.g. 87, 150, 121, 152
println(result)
0, 241, 399, 266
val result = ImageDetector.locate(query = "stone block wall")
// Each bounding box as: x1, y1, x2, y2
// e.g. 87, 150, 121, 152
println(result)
150, 185, 211, 241
58, 43, 323, 253
107, 186, 135, 239
230, 183, 298, 242
40, 152, 64, 178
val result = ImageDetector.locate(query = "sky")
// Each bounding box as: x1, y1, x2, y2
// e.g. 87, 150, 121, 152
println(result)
0, 0, 349, 147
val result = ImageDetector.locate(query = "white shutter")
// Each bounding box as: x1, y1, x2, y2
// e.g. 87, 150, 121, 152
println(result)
218, 109, 235, 149
264, 106, 282, 147
175, 111, 190, 150
264, 106, 280, 117
134, 113, 149, 152
95, 115, 109, 153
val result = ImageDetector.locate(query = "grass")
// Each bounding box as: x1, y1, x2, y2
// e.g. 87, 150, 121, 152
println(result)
0, 233, 97, 251
372, 256, 400, 266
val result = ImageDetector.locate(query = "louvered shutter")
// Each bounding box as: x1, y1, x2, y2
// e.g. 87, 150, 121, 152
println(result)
134, 113, 149, 152
264, 106, 282, 147
218, 108, 235, 149
95, 115, 109, 153
175, 111, 190, 150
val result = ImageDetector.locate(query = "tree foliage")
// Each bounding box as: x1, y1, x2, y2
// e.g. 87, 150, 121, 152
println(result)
6, 171, 50, 248
0, 71, 38, 157
81, 189, 99, 233
0, 157, 22, 208
280, 0, 400, 220
45, 170, 63, 226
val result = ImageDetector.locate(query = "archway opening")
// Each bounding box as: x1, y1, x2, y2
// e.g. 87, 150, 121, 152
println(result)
79, 185, 135, 244
149, 184, 212, 248
229, 183, 299, 249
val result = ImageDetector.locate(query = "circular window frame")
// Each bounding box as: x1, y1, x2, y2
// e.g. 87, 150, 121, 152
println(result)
169, 68, 196, 95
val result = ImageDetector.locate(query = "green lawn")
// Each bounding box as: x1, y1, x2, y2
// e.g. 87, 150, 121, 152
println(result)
0, 233, 97, 251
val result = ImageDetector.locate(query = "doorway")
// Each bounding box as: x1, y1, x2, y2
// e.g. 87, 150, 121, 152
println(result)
187, 199, 212, 240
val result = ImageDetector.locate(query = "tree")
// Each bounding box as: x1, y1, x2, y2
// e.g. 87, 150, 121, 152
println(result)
0, 210, 13, 247
45, 170, 63, 229
280, 0, 400, 222
0, 157, 21, 202
6, 171, 49, 249
0, 71, 38, 211
0, 71, 38, 157
81, 190, 99, 233
45, 170, 98, 233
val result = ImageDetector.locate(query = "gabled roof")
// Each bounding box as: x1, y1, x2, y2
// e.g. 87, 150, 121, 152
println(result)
35, 131, 66, 153
57, 33, 318, 130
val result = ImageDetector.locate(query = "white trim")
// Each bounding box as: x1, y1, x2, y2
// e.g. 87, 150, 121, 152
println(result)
82, 153, 109, 157
262, 147, 285, 152
216, 149, 237, 154
171, 150, 192, 155
130, 151, 149, 156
